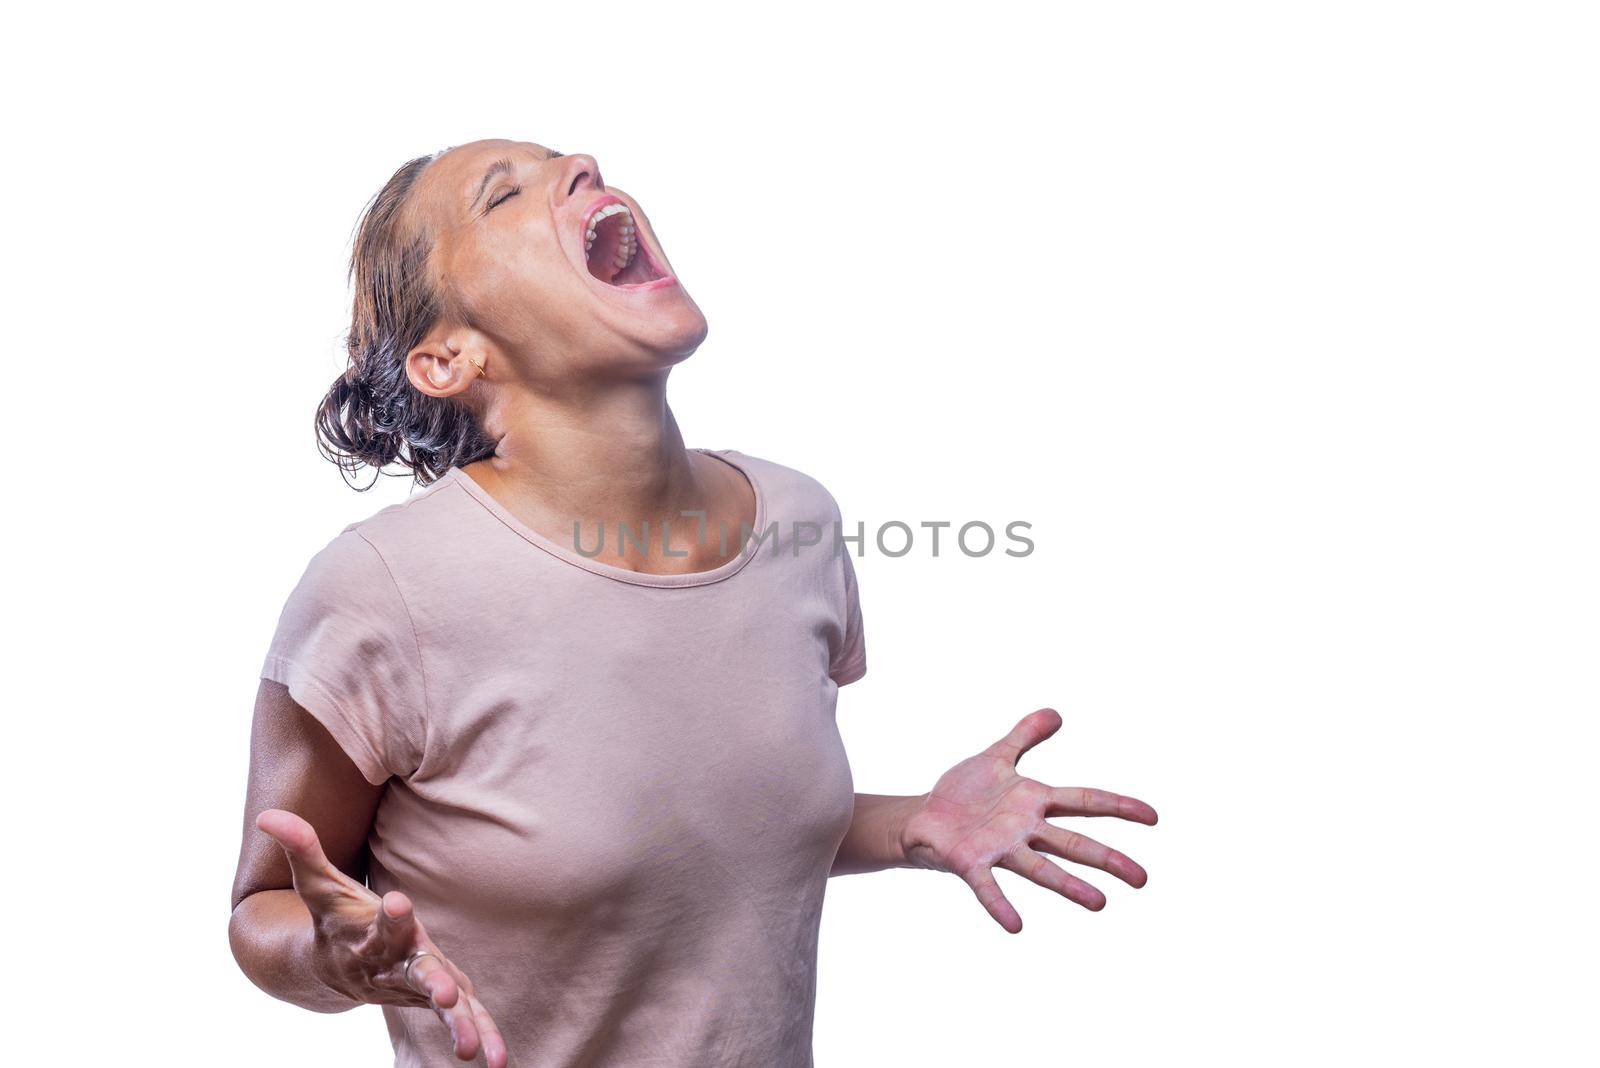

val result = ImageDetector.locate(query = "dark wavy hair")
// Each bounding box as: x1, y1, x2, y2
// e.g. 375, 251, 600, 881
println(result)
315, 152, 496, 488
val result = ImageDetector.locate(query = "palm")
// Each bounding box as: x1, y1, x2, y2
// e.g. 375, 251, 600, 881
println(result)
255, 809, 508, 1067
901, 708, 1158, 932
906, 752, 1050, 870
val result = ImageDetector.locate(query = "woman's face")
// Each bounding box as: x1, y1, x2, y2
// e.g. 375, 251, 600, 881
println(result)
409, 139, 708, 383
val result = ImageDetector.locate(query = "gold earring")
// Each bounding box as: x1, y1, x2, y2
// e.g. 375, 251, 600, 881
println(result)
468, 356, 487, 379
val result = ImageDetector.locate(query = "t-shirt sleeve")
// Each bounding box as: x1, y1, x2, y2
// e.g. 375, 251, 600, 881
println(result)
829, 546, 867, 687
259, 528, 428, 786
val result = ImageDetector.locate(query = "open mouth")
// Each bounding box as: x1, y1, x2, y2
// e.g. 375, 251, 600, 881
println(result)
583, 200, 668, 287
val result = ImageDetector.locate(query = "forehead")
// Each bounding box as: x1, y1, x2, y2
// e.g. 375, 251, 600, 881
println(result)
412, 139, 559, 225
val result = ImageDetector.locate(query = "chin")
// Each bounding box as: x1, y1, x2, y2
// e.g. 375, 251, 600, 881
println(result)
660, 303, 710, 359
609, 296, 709, 368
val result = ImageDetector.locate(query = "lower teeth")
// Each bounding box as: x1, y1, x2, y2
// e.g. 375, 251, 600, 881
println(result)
585, 222, 640, 279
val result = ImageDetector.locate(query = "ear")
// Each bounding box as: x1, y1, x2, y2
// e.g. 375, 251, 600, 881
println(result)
406, 331, 491, 399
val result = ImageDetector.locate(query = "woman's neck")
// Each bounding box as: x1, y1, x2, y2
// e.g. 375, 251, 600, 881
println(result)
463, 371, 705, 530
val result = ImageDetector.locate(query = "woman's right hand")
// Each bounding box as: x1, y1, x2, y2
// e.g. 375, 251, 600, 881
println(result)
255, 809, 508, 1067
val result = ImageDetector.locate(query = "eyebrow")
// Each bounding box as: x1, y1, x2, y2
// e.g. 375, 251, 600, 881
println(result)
468, 157, 515, 212
466, 151, 566, 212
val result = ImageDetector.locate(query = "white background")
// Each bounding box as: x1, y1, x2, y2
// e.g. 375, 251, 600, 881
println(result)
5, 2, 1596, 1064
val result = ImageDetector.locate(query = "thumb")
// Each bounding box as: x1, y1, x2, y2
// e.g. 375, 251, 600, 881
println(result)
982, 707, 1063, 767
255, 808, 351, 907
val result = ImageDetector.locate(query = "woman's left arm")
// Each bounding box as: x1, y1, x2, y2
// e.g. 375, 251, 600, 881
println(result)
829, 708, 1158, 933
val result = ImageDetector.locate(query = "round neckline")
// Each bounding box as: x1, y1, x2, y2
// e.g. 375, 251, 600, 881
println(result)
443, 448, 766, 589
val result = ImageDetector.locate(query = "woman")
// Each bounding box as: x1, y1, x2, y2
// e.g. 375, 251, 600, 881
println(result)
228, 138, 1158, 1068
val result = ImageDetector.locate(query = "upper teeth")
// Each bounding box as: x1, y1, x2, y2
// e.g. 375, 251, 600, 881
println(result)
583, 201, 639, 272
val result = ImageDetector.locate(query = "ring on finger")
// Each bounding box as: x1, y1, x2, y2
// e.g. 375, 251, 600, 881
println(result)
403, 946, 438, 987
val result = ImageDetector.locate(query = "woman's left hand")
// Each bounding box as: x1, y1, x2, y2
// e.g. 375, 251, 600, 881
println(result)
900, 707, 1158, 932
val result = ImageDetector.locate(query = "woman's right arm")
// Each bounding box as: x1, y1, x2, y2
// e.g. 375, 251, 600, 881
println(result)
229, 678, 507, 1065
228, 677, 381, 1010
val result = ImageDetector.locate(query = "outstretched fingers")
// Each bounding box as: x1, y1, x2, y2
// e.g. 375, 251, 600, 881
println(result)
464, 991, 509, 1068
960, 867, 1024, 934
404, 946, 482, 1059
1046, 786, 1159, 826
399, 918, 504, 1065
982, 707, 1064, 767
256, 814, 503, 1063
1032, 824, 1148, 888
1000, 846, 1107, 911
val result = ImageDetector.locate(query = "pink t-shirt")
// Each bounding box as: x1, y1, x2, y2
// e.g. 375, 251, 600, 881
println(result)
259, 449, 866, 1067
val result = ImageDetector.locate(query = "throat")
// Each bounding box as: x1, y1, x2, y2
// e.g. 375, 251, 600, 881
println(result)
604, 453, 760, 576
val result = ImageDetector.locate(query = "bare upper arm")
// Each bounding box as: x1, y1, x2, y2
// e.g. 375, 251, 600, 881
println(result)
230, 678, 384, 911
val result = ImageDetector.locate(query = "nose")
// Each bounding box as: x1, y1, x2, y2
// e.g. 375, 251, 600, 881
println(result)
558, 154, 603, 200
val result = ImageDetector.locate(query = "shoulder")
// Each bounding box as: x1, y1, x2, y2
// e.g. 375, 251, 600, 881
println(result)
283, 525, 406, 631
288, 472, 474, 611
298, 470, 493, 596
337, 469, 472, 551
708, 448, 847, 526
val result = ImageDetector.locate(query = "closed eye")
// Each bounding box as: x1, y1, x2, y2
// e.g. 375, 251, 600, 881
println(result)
486, 185, 521, 212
